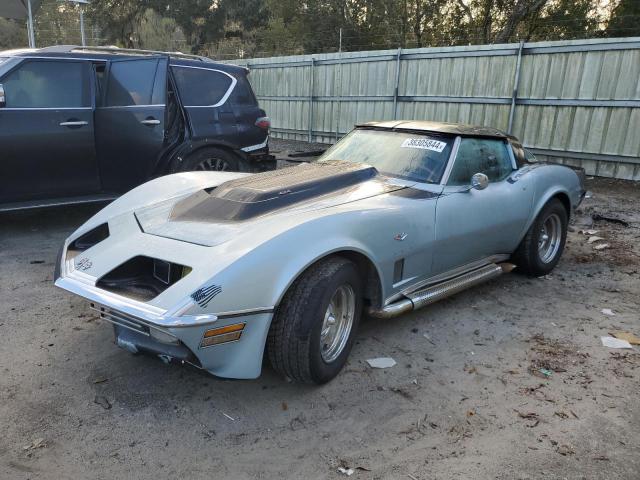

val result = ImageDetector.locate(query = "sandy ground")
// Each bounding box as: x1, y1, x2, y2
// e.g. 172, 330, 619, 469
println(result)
1, 173, 639, 480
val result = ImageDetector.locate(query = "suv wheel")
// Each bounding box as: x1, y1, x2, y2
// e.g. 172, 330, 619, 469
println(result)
179, 147, 246, 172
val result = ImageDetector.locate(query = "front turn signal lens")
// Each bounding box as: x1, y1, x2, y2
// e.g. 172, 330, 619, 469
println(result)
201, 323, 245, 347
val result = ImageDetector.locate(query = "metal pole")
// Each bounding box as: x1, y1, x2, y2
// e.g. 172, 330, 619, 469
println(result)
27, 0, 35, 48
507, 41, 524, 134
79, 7, 86, 46
392, 47, 402, 120
308, 58, 315, 143
338, 28, 342, 53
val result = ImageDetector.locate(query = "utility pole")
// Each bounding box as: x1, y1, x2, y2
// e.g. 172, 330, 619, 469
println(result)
79, 6, 86, 46
27, 0, 35, 48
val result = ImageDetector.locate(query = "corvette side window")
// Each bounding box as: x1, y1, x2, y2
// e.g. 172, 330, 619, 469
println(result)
447, 138, 513, 186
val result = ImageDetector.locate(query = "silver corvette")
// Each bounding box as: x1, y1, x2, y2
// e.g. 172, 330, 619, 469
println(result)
55, 121, 585, 384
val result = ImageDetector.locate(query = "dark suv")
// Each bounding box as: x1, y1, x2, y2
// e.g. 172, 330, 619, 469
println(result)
0, 46, 272, 211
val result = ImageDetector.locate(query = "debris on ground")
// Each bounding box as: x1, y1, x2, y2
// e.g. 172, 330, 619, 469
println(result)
222, 412, 235, 421
587, 236, 605, 244
592, 213, 630, 227
539, 368, 553, 378
601, 336, 633, 349
23, 438, 46, 451
94, 395, 112, 410
337, 467, 355, 476
556, 444, 575, 456
423, 333, 436, 345
601, 308, 616, 316
92, 377, 109, 384
366, 357, 397, 369
610, 331, 640, 345
594, 243, 610, 250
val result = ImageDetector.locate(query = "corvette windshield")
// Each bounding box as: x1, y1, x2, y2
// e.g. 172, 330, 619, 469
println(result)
319, 129, 454, 183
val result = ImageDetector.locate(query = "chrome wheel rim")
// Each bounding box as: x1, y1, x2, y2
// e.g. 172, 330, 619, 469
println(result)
196, 157, 229, 171
320, 284, 356, 363
538, 213, 562, 263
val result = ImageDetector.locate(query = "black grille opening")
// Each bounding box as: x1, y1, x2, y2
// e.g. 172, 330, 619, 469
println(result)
96, 256, 191, 302
69, 223, 110, 252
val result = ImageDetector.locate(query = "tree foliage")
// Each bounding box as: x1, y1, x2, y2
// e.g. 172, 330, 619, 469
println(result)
1, 0, 636, 57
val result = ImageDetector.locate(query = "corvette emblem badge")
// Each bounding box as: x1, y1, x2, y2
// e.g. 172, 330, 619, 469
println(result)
76, 257, 93, 271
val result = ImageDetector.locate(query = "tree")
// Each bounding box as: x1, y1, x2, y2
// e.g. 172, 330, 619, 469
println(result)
606, 0, 640, 38
0, 18, 27, 50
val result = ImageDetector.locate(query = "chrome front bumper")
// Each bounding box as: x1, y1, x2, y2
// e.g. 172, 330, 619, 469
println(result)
55, 276, 274, 379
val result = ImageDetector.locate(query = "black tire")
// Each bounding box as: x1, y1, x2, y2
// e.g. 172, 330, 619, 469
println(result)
267, 257, 362, 384
512, 198, 568, 277
178, 147, 247, 172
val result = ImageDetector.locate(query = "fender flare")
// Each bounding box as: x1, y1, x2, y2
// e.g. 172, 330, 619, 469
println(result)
272, 246, 384, 311
518, 187, 572, 245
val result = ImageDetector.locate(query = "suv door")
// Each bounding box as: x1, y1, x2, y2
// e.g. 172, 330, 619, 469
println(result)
171, 65, 238, 144
95, 57, 168, 192
432, 137, 533, 274
0, 58, 99, 203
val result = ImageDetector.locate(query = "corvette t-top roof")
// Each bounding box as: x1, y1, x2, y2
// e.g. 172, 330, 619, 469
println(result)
356, 120, 508, 139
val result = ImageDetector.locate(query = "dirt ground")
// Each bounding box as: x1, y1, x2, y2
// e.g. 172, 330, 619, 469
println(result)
1, 171, 639, 479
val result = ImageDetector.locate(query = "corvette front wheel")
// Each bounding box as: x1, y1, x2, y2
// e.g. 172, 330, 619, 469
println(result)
267, 257, 362, 384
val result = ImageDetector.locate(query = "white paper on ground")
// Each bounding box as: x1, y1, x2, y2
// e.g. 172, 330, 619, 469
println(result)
601, 308, 616, 316
601, 336, 632, 349
366, 357, 397, 368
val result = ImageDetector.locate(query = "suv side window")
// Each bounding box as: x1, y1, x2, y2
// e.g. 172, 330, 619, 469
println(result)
172, 66, 234, 106
2, 60, 89, 108
105, 59, 158, 107
447, 138, 513, 186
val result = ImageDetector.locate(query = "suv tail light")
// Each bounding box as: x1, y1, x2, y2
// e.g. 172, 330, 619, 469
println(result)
255, 116, 270, 130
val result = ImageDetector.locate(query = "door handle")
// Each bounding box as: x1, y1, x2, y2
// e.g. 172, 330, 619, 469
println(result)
141, 119, 160, 126
60, 120, 88, 127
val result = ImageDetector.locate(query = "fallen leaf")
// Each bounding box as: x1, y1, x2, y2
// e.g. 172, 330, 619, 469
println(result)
587, 236, 605, 244
94, 395, 111, 410
611, 331, 640, 345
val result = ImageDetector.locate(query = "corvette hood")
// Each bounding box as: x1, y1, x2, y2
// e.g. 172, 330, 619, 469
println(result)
135, 161, 409, 247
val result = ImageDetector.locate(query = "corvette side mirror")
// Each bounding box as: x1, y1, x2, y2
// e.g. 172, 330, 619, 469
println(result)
0, 84, 5, 108
471, 172, 489, 190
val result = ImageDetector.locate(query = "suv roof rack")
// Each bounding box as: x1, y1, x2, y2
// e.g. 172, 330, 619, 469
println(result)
36, 45, 213, 62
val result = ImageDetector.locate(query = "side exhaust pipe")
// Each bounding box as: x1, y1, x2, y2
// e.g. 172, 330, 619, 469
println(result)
367, 263, 515, 319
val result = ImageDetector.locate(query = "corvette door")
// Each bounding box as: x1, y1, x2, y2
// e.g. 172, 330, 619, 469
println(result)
95, 57, 168, 193
432, 137, 533, 275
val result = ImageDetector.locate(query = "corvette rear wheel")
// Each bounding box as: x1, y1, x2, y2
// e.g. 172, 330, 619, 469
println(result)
267, 257, 362, 384
513, 198, 568, 277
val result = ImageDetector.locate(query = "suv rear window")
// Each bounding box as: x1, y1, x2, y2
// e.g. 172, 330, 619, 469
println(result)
172, 66, 234, 106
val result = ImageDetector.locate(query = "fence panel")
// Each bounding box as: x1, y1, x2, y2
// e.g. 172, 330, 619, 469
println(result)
231, 38, 640, 179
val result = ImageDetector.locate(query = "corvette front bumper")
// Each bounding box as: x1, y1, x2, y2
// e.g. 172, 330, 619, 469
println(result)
55, 276, 274, 379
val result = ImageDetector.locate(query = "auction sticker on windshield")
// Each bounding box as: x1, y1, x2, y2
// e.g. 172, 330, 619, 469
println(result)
400, 138, 447, 153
